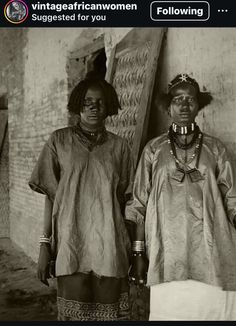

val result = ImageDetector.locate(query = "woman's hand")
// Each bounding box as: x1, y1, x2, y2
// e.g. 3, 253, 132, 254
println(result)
129, 254, 148, 286
37, 243, 51, 286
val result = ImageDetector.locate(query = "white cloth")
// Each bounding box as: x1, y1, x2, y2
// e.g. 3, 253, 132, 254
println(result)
149, 280, 236, 320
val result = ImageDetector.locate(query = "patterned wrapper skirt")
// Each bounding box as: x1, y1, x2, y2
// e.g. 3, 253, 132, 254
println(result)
57, 272, 130, 321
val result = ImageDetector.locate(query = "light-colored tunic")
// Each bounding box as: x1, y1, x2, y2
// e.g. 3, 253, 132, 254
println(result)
126, 132, 236, 290
29, 126, 133, 278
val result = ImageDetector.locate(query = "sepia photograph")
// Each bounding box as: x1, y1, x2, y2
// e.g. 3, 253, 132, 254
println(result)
0, 27, 236, 321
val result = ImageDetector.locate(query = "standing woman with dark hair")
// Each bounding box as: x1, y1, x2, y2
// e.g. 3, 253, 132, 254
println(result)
29, 73, 133, 321
126, 74, 236, 320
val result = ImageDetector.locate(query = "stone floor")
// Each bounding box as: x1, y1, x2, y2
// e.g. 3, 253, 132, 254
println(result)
0, 238, 57, 321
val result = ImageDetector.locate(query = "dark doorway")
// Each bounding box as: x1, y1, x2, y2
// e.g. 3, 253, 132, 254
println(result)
91, 48, 107, 79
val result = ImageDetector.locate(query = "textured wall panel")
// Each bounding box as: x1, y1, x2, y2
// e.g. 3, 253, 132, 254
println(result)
105, 42, 151, 147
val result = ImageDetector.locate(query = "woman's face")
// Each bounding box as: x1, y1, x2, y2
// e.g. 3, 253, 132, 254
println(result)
169, 84, 199, 126
80, 86, 107, 128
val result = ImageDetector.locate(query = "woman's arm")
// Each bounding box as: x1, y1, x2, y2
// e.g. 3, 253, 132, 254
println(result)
42, 196, 53, 237
125, 145, 153, 285
28, 132, 60, 285
129, 223, 147, 285
37, 196, 53, 286
216, 141, 236, 227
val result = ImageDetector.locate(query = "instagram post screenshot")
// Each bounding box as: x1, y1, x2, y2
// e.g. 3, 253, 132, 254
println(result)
0, 0, 235, 323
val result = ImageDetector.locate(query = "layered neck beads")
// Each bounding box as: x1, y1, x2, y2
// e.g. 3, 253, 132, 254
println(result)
167, 123, 204, 183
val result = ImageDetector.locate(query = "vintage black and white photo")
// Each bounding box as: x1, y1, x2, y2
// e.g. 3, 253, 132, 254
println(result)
0, 27, 236, 321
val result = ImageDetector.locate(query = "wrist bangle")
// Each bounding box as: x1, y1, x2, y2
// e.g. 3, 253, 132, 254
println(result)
39, 234, 51, 245
132, 240, 145, 252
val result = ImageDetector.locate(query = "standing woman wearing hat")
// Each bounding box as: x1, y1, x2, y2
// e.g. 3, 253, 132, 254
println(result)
28, 73, 133, 321
126, 74, 236, 320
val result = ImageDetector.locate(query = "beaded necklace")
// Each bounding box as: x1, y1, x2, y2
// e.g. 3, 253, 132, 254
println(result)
169, 125, 200, 150
167, 126, 204, 183
74, 123, 107, 151
172, 122, 196, 135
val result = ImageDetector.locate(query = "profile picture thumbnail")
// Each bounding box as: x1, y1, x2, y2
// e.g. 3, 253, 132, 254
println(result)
4, 0, 28, 24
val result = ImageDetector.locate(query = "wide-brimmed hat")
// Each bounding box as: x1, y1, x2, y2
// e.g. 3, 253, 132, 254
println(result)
160, 73, 213, 110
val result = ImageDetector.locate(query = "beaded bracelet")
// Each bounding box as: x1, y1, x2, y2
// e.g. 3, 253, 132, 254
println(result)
39, 234, 51, 245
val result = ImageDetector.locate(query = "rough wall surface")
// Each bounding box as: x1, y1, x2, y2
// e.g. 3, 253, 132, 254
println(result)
9, 29, 80, 260
0, 111, 9, 237
0, 30, 26, 239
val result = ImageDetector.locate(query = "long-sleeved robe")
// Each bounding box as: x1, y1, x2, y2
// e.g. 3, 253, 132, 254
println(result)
126, 132, 236, 291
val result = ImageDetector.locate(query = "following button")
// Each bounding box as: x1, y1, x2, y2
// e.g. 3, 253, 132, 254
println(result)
150, 1, 210, 21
